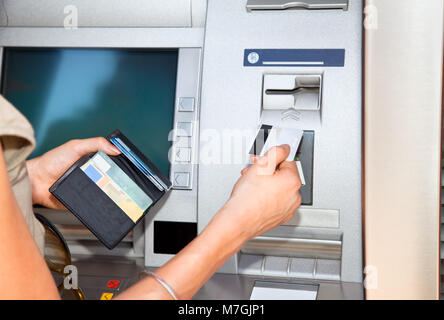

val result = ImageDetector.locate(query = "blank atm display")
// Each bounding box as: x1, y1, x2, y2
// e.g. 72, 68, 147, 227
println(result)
1, 47, 178, 177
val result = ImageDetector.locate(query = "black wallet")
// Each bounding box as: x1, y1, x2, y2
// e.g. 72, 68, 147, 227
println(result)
49, 130, 172, 249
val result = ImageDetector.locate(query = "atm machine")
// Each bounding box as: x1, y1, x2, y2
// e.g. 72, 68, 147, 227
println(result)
195, 0, 363, 299
0, 0, 442, 300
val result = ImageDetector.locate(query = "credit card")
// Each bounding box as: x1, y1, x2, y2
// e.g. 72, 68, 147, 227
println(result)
81, 151, 153, 223
110, 137, 168, 192
249, 124, 303, 161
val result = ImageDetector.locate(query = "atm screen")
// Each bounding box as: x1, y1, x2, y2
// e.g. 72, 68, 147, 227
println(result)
1, 48, 178, 177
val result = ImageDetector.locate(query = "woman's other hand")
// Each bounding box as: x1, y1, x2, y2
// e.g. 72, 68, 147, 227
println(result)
26, 137, 120, 210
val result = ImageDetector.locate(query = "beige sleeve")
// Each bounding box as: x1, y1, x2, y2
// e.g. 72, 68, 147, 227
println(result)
0, 95, 36, 168
0, 95, 45, 254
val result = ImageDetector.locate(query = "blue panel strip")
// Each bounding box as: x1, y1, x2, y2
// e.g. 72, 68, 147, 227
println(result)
244, 49, 345, 67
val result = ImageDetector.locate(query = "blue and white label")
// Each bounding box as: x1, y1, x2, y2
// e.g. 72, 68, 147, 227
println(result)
247, 51, 260, 64
244, 49, 345, 67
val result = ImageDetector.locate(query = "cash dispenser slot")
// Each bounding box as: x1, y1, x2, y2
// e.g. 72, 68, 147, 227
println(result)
242, 236, 341, 260
239, 230, 342, 280
246, 0, 349, 12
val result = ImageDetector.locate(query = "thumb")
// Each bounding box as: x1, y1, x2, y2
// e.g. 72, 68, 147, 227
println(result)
256, 144, 290, 175
72, 137, 121, 157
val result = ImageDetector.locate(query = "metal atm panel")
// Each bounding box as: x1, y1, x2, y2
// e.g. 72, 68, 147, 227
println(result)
199, 0, 363, 283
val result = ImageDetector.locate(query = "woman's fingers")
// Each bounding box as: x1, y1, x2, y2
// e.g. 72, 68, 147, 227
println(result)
252, 144, 291, 175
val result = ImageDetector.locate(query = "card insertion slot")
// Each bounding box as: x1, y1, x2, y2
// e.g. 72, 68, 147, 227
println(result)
249, 124, 273, 156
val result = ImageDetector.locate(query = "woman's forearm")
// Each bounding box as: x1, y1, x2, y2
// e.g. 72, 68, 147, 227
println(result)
115, 203, 249, 300
0, 146, 60, 299
116, 145, 301, 300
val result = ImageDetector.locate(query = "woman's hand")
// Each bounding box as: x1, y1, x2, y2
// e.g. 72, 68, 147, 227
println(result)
116, 144, 302, 300
26, 137, 120, 210
214, 144, 302, 241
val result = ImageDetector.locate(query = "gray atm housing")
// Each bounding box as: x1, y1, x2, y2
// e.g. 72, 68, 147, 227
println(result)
144, 1, 363, 287
196, 0, 363, 283
0, 0, 364, 292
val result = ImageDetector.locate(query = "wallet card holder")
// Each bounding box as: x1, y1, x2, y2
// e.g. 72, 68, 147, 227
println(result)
49, 130, 172, 249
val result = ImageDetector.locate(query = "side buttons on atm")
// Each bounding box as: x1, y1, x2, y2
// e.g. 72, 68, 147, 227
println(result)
173, 97, 196, 190
173, 172, 191, 189
176, 122, 193, 137
178, 97, 195, 112
175, 147, 192, 163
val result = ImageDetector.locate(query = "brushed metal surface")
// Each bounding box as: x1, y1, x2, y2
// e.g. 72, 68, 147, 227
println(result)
200, 0, 362, 282
0, 27, 204, 48
0, 0, 207, 28
364, 0, 443, 299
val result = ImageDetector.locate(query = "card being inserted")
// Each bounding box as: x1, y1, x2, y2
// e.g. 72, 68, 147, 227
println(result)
249, 124, 304, 161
